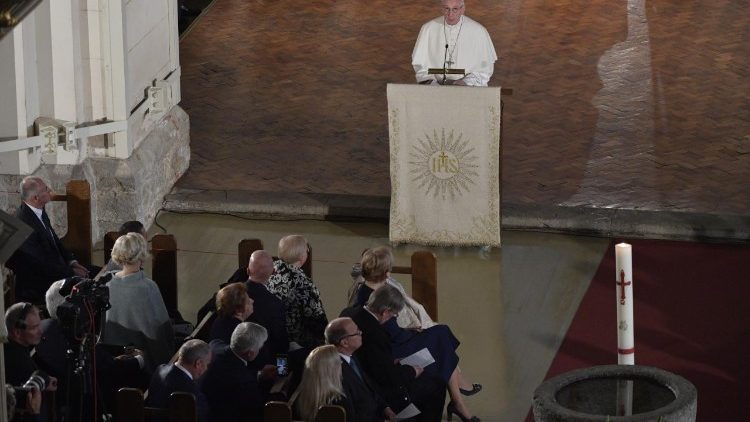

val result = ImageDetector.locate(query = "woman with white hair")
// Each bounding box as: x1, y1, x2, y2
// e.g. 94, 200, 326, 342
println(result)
266, 234, 328, 348
101, 232, 174, 370
292, 345, 354, 421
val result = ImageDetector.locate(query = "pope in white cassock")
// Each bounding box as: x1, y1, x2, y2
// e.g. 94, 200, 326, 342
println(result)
412, 0, 497, 86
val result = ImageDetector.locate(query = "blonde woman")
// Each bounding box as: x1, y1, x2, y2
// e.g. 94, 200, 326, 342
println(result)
101, 232, 174, 370
293, 345, 354, 421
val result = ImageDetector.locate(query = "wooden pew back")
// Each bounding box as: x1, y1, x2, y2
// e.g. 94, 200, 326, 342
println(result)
115, 387, 196, 422
50, 179, 92, 266
263, 401, 345, 422
391, 251, 438, 321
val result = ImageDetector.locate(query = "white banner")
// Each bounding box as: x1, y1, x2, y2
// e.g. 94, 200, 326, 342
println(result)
387, 84, 501, 247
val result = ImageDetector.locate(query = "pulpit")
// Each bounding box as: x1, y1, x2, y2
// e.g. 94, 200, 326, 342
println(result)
387, 84, 502, 247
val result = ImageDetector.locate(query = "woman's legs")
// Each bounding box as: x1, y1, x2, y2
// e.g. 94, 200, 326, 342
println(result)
448, 369, 474, 418
455, 366, 475, 391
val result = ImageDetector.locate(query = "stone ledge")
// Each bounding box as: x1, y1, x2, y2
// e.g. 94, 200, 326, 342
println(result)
163, 189, 750, 243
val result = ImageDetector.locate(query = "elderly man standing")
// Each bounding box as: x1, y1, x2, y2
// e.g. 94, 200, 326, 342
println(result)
147, 339, 212, 422
412, 0, 497, 86
6, 176, 89, 304
201, 322, 269, 422
325, 317, 396, 422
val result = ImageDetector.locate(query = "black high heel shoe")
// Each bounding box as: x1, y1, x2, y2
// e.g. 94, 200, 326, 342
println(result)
459, 383, 483, 396
446, 401, 480, 422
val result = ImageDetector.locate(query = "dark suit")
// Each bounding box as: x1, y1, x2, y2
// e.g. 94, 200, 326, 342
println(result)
342, 306, 445, 422
147, 364, 208, 422
6, 204, 75, 304
4, 341, 44, 422
341, 356, 389, 422
245, 280, 288, 364
201, 345, 264, 422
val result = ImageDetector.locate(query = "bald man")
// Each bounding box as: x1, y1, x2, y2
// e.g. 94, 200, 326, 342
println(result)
245, 250, 288, 362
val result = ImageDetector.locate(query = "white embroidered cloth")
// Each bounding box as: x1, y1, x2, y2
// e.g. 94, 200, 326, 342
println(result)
387, 84, 501, 247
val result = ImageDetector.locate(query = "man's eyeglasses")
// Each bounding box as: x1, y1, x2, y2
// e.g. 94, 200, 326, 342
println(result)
340, 330, 362, 340
443, 5, 464, 14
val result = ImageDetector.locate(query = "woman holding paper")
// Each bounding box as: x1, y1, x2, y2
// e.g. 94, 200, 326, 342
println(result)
350, 246, 480, 422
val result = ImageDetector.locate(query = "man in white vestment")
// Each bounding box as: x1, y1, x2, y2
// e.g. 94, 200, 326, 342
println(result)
412, 0, 497, 86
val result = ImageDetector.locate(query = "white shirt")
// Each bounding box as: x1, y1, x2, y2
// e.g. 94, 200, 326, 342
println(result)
25, 203, 47, 228
339, 352, 352, 364
175, 362, 193, 380
411, 15, 497, 86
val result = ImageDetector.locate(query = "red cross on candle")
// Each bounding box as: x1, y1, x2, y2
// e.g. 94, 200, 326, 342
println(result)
616, 269, 631, 305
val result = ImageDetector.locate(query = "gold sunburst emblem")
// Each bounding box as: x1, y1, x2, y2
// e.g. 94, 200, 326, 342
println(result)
409, 129, 479, 200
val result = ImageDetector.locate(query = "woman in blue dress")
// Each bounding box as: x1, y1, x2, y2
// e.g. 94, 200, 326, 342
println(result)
350, 247, 481, 422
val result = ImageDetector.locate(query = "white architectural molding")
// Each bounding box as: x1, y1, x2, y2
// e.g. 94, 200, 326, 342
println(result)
0, 0, 182, 172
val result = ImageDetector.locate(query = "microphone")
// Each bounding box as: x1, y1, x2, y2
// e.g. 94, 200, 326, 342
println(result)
443, 43, 449, 84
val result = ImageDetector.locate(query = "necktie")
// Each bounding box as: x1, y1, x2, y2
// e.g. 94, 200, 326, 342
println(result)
349, 356, 364, 381
41, 211, 56, 241
41, 211, 64, 260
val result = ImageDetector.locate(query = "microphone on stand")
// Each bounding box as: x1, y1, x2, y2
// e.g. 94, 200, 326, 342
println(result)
442, 43, 449, 85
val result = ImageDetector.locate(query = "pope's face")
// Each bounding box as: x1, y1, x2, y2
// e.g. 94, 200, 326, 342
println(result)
442, 0, 465, 26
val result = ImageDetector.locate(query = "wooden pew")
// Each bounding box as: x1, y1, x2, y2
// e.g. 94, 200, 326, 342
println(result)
314, 405, 346, 422
264, 401, 293, 422
263, 401, 345, 422
115, 388, 196, 422
51, 179, 92, 266
392, 251, 438, 321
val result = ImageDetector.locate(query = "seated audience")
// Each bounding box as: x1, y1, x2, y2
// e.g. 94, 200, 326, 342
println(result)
201, 322, 269, 422
341, 285, 446, 422
6, 176, 91, 305
101, 233, 174, 370
325, 317, 396, 422
350, 246, 480, 421
210, 283, 254, 345
4, 303, 58, 421
292, 345, 354, 421
267, 235, 328, 348
147, 339, 211, 422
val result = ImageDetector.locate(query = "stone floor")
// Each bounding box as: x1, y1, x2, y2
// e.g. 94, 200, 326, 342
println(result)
169, 0, 750, 241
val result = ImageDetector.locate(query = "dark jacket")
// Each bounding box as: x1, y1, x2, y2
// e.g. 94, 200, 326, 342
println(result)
147, 363, 209, 422
6, 204, 75, 304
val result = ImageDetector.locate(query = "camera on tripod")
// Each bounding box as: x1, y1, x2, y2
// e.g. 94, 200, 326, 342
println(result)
56, 274, 112, 344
